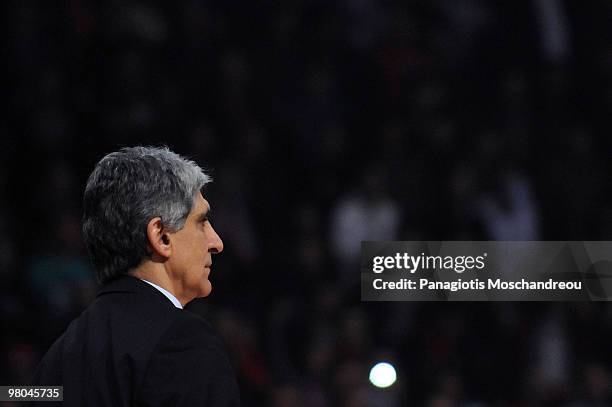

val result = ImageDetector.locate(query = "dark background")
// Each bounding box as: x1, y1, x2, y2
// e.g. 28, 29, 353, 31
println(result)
3, 1, 612, 405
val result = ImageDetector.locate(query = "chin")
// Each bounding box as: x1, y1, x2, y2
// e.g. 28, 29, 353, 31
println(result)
199, 281, 212, 298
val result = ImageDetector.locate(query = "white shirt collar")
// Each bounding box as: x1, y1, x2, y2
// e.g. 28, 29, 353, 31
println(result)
140, 279, 183, 309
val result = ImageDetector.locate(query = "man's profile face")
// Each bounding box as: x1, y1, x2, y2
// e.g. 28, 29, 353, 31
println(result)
166, 192, 223, 301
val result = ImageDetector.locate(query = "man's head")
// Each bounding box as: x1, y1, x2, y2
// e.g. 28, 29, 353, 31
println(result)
83, 146, 223, 299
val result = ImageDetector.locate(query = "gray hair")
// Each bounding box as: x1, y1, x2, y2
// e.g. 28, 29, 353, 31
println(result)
82, 146, 211, 283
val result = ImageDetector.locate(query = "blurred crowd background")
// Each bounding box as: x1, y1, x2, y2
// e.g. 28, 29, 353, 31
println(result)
3, 1, 612, 405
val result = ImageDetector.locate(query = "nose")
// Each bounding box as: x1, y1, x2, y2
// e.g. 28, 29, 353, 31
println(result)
208, 224, 224, 254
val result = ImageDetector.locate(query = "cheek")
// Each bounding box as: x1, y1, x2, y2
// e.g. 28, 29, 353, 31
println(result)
192, 245, 208, 268
186, 236, 204, 257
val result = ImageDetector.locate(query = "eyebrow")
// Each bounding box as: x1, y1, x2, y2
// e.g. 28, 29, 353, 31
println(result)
197, 208, 211, 222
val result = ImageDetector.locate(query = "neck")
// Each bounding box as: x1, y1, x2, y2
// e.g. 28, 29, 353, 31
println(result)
129, 262, 187, 307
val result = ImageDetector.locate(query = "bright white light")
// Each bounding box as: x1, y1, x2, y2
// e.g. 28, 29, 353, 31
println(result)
369, 362, 397, 388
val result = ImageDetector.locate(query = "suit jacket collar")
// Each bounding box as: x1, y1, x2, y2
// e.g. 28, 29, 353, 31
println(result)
96, 275, 178, 309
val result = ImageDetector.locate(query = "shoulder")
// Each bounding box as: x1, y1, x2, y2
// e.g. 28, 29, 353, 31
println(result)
155, 311, 228, 360
136, 310, 240, 405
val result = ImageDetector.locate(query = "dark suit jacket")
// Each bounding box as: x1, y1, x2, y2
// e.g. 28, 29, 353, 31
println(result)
30, 275, 240, 406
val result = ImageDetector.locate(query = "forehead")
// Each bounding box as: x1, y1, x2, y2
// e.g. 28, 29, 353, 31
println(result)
190, 192, 210, 216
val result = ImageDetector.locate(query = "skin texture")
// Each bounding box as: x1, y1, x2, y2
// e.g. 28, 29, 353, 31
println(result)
131, 192, 224, 306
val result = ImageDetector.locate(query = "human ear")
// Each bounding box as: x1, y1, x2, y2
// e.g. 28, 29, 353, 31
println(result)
146, 217, 172, 258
